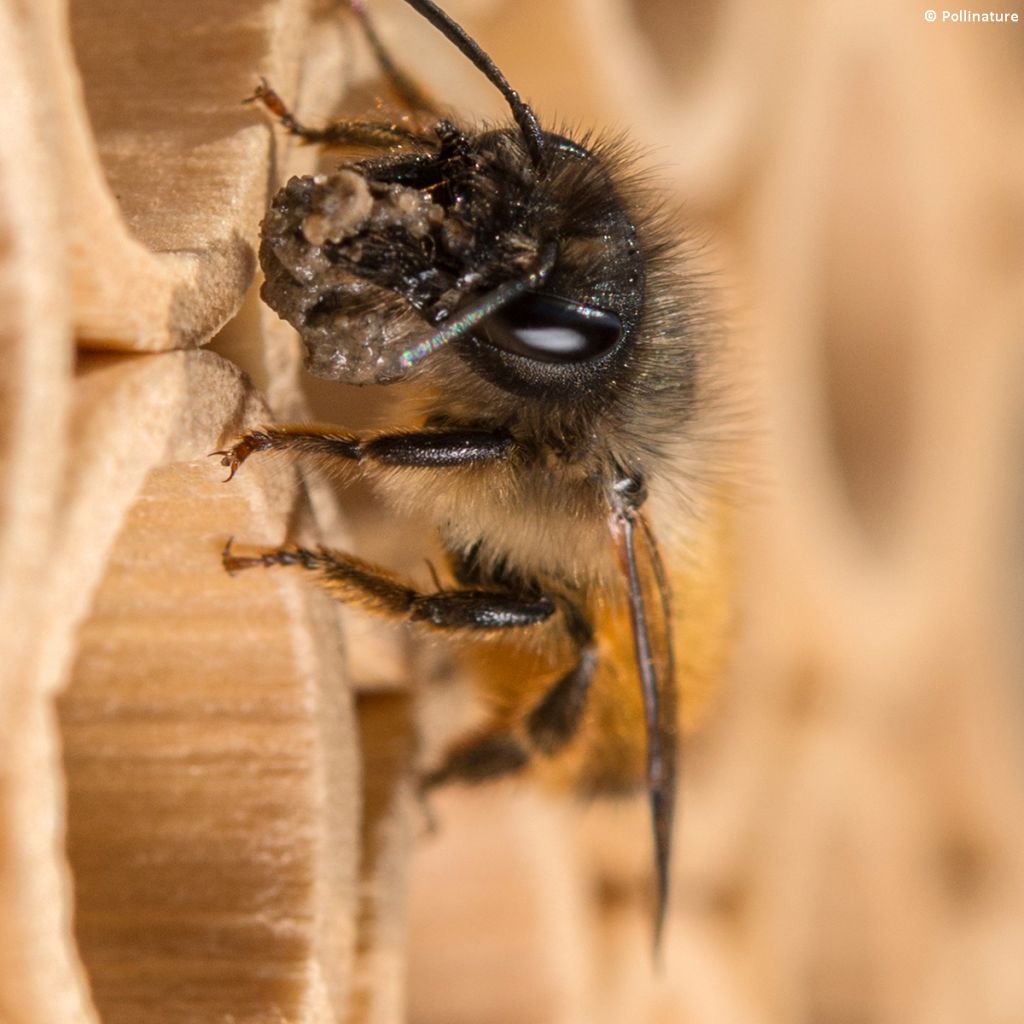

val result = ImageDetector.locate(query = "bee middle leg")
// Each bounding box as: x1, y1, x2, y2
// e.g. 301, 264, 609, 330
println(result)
222, 540, 556, 630
223, 537, 597, 786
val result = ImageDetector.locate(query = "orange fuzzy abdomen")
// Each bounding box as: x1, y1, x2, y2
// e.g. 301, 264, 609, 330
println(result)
464, 501, 733, 795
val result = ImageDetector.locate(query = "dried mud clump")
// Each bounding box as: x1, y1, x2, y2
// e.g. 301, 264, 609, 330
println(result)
259, 170, 446, 384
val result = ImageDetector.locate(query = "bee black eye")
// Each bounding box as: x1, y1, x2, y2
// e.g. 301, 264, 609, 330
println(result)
479, 292, 622, 364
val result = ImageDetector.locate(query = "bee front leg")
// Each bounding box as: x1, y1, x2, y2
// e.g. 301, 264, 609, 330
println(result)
244, 79, 434, 149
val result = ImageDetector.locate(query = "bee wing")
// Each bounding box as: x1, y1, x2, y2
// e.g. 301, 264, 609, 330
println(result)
611, 508, 677, 952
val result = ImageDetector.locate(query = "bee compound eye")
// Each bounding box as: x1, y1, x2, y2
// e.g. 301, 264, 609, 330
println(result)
478, 291, 623, 364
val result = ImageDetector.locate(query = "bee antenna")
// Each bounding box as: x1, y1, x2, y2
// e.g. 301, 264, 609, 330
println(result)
396, 0, 547, 169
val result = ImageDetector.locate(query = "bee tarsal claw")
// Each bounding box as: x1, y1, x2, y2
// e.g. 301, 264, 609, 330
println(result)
208, 449, 238, 482
221, 537, 248, 576
242, 76, 271, 106
221, 537, 272, 575
210, 432, 273, 482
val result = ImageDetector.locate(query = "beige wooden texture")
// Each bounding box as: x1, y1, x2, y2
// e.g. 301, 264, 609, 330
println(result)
2, 0, 1023, 1023
0, 0, 407, 1022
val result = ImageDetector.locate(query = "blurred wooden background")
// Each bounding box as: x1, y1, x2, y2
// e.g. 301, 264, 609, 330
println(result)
0, 0, 1022, 1022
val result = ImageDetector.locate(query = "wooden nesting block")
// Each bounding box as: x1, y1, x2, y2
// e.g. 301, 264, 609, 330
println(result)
56, 352, 361, 1024
1, 348, 366, 1024
406, 786, 591, 1024
7, 0, 1019, 1020
58, 0, 317, 350
0, 3, 95, 1020
0, 0, 399, 1020
347, 693, 416, 1024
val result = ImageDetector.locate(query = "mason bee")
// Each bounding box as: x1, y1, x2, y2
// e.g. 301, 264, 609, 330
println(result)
215, 0, 731, 943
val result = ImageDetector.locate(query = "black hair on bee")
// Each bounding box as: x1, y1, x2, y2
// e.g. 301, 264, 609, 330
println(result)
220, 0, 720, 950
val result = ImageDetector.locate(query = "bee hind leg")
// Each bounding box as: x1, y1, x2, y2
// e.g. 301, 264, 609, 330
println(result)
524, 603, 596, 756
419, 602, 597, 797
224, 536, 598, 786
417, 649, 596, 794
525, 648, 596, 756
446, 549, 598, 757
419, 728, 530, 792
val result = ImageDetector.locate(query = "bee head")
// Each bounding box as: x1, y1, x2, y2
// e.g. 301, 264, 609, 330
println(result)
257, 0, 649, 396
450, 130, 646, 399
258, 126, 645, 397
